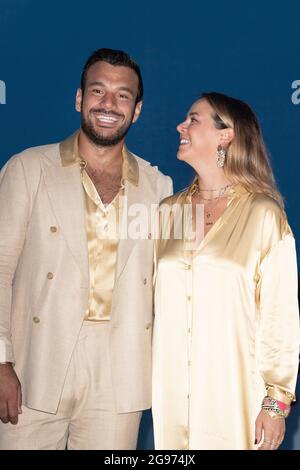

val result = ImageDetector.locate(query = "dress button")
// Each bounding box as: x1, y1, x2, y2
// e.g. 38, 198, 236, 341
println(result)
79, 159, 87, 169
47, 272, 54, 280
33, 316, 40, 323
50, 226, 57, 233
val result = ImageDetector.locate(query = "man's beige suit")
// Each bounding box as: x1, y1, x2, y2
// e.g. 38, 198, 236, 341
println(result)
0, 134, 173, 418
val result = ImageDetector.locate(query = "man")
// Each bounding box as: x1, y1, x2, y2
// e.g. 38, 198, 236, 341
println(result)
0, 48, 173, 449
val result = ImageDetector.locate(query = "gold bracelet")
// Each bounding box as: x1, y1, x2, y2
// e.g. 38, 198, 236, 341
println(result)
262, 396, 291, 418
262, 409, 285, 420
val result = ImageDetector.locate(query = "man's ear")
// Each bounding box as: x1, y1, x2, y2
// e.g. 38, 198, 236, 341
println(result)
75, 88, 82, 113
132, 101, 142, 123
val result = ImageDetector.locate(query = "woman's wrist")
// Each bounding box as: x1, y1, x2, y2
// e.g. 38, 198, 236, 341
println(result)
262, 396, 291, 419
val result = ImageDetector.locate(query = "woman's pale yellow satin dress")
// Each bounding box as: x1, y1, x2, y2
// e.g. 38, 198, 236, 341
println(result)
152, 184, 299, 450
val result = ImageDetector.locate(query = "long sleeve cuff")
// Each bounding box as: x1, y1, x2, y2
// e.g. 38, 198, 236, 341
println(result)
265, 384, 295, 405
0, 339, 14, 364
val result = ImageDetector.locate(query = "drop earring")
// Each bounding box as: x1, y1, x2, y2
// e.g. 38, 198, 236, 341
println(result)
216, 145, 226, 167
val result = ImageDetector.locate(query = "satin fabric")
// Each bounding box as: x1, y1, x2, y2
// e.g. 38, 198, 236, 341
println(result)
61, 132, 139, 321
152, 184, 299, 450
82, 170, 122, 321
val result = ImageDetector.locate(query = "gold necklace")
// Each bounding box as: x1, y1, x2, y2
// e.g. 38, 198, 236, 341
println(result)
204, 198, 221, 226
194, 183, 234, 201
195, 187, 232, 227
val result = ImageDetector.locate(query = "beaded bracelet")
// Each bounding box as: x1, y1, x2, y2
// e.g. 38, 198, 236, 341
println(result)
261, 396, 291, 419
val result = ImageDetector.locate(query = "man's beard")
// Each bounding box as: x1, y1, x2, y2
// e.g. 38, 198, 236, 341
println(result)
81, 108, 134, 147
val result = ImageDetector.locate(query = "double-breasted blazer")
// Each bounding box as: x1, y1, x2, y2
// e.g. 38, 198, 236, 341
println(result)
0, 133, 173, 413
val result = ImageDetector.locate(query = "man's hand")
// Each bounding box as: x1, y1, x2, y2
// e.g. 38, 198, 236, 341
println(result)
255, 409, 285, 450
0, 363, 22, 424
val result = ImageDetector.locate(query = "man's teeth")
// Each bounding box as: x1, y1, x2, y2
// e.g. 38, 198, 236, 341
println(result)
95, 114, 118, 122
180, 139, 189, 145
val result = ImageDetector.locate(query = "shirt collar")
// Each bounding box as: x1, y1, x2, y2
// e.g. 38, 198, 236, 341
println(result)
59, 130, 139, 186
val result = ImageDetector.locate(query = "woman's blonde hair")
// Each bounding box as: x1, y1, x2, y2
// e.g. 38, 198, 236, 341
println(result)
202, 92, 284, 207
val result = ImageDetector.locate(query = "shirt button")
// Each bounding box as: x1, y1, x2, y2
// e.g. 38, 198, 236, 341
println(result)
187, 394, 191, 399
47, 272, 54, 280
50, 226, 57, 233
188, 361, 191, 366
188, 328, 191, 334
184, 264, 191, 270
143, 278, 147, 285
33, 316, 40, 323
148, 233, 152, 240
145, 322, 152, 330
187, 295, 191, 301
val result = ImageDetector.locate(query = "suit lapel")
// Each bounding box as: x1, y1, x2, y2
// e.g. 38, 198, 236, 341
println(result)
41, 159, 89, 287
115, 171, 157, 282
115, 181, 139, 281
41, 141, 157, 289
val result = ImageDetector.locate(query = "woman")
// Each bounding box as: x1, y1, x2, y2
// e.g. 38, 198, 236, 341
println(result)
152, 92, 299, 450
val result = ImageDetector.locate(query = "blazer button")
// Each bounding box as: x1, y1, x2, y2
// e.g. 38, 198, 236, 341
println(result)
145, 322, 152, 330
50, 226, 57, 233
33, 316, 40, 323
47, 272, 54, 280
143, 278, 147, 285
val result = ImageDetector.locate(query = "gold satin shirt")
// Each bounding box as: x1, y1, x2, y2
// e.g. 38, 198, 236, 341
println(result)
152, 184, 300, 450
60, 132, 138, 321
82, 170, 122, 321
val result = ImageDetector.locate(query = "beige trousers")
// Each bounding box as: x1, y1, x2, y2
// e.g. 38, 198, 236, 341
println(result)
0, 322, 142, 450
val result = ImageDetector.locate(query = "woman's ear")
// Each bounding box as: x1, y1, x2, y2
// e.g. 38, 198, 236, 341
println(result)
219, 128, 234, 145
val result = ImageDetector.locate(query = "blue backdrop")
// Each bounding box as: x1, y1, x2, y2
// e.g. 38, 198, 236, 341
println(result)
0, 0, 299, 450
